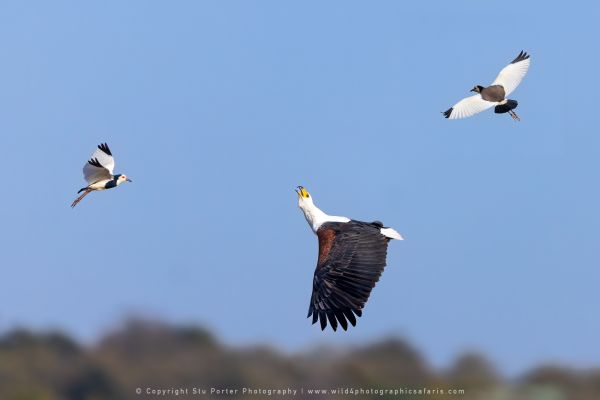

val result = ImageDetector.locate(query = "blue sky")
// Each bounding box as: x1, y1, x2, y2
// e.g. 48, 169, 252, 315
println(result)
0, 1, 598, 374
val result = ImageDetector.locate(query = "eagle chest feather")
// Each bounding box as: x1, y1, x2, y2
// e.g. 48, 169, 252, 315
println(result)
317, 227, 336, 267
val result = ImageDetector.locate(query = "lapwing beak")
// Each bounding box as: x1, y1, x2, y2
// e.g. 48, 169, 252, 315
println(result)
126, 178, 132, 182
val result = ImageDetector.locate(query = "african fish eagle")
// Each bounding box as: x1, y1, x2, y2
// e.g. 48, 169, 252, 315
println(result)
295, 186, 403, 331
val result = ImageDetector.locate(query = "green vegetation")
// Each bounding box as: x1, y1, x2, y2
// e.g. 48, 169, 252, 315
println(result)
0, 319, 598, 399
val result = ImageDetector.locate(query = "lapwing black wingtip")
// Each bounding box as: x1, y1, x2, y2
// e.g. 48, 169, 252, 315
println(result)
511, 50, 530, 64
443, 108, 453, 119
98, 142, 112, 156
88, 157, 103, 168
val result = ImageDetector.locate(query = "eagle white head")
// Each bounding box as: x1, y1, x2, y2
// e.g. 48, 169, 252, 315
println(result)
296, 185, 314, 208
295, 186, 349, 233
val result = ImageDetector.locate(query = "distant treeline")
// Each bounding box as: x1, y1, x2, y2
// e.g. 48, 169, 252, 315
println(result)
0, 319, 598, 400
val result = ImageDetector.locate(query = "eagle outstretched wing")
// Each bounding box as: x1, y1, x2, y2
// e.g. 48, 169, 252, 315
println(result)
308, 220, 390, 331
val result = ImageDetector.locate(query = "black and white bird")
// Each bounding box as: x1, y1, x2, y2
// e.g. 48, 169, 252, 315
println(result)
71, 143, 132, 208
443, 51, 530, 121
295, 186, 403, 331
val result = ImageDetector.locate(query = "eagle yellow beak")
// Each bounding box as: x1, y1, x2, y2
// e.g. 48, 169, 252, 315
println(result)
295, 186, 310, 198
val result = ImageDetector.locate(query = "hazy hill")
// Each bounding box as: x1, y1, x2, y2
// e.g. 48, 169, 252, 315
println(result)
1, 319, 598, 400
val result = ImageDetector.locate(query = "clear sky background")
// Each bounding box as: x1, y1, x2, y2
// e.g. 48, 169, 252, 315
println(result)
0, 1, 598, 375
